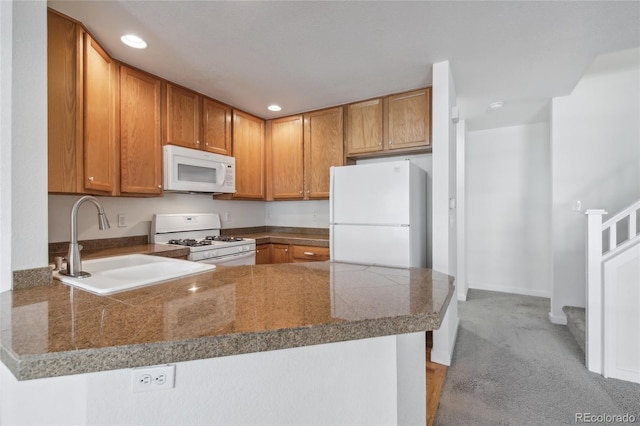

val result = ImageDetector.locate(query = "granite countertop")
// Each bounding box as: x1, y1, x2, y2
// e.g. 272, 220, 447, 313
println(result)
1, 262, 454, 381
238, 232, 329, 247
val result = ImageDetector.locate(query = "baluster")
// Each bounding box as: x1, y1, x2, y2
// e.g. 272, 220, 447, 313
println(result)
609, 223, 617, 251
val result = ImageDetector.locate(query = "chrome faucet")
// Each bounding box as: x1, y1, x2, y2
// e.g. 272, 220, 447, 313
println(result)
59, 195, 110, 278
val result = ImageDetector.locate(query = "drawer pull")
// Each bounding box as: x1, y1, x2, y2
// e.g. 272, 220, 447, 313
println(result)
303, 251, 316, 256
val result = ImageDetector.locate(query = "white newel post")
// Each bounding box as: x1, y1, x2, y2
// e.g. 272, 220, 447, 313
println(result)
585, 209, 607, 374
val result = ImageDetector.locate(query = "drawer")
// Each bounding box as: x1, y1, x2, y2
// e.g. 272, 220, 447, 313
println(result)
292, 245, 329, 262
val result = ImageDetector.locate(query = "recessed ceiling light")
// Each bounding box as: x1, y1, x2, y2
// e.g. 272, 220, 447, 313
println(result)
121, 34, 147, 49
267, 104, 282, 112
489, 101, 504, 111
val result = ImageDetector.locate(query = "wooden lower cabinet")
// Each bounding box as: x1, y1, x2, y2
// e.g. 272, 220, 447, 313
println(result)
271, 244, 291, 264
255, 244, 272, 265
257, 243, 329, 264
291, 245, 330, 262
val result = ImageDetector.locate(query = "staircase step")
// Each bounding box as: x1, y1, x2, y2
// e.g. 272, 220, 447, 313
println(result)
563, 306, 586, 354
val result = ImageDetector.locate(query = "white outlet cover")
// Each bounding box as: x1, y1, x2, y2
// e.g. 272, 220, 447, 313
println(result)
131, 365, 175, 393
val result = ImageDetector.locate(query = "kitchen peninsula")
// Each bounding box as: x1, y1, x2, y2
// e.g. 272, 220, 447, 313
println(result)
1, 261, 454, 425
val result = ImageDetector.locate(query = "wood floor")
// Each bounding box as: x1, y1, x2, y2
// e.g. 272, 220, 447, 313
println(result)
426, 331, 448, 426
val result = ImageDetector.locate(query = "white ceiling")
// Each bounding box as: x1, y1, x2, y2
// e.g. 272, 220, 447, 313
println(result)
48, 1, 639, 131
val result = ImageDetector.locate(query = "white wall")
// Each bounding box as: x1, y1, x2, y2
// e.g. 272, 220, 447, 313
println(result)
466, 122, 552, 297
48, 194, 266, 242
550, 48, 640, 322
0, 0, 13, 290
265, 199, 329, 229
1, 333, 426, 425
456, 120, 468, 300
431, 61, 459, 366
12, 1, 48, 272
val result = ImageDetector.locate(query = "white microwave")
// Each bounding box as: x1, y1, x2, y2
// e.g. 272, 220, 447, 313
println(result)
163, 145, 236, 194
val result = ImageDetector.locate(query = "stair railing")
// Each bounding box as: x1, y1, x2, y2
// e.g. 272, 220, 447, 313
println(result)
585, 199, 640, 375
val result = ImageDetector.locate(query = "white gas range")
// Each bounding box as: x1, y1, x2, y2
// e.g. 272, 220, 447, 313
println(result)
151, 213, 256, 266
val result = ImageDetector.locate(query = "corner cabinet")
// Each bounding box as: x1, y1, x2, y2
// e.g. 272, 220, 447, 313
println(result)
232, 110, 266, 199
267, 115, 305, 199
83, 32, 117, 194
120, 66, 162, 195
48, 9, 118, 196
304, 107, 344, 199
267, 107, 344, 200
48, 10, 83, 193
345, 88, 431, 158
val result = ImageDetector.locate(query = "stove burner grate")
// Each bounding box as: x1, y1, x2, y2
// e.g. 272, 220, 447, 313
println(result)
167, 239, 213, 247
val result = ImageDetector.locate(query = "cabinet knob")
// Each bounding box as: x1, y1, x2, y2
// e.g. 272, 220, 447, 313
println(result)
158, 185, 162, 189
88, 176, 94, 183
195, 140, 200, 145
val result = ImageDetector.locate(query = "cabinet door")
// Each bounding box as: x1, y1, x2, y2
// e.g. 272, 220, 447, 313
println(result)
202, 97, 231, 155
269, 115, 304, 199
232, 110, 265, 199
120, 66, 162, 195
83, 32, 116, 194
271, 244, 291, 264
255, 244, 272, 264
48, 11, 83, 193
164, 83, 201, 149
346, 98, 383, 155
304, 107, 344, 199
292, 245, 330, 262
387, 88, 431, 150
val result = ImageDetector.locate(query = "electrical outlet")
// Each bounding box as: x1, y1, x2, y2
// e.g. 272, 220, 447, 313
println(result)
572, 200, 582, 211
312, 212, 317, 222
118, 214, 128, 227
225, 212, 231, 222
131, 365, 175, 393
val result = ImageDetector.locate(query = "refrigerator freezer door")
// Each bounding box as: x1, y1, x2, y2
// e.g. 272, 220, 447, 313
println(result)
331, 161, 410, 225
331, 224, 411, 268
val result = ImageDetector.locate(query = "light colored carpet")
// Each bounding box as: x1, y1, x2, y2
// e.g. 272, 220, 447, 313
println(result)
435, 290, 640, 426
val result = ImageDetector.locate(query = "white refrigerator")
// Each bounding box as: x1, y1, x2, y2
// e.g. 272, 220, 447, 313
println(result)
329, 160, 427, 268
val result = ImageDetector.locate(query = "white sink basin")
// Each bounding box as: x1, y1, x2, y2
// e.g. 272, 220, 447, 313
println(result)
54, 254, 216, 295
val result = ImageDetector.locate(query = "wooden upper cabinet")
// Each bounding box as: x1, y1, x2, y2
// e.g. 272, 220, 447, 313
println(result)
202, 97, 232, 156
346, 98, 383, 156
48, 10, 83, 193
120, 66, 162, 195
304, 107, 344, 199
232, 110, 265, 199
268, 115, 304, 200
83, 31, 116, 194
164, 83, 201, 149
387, 88, 431, 150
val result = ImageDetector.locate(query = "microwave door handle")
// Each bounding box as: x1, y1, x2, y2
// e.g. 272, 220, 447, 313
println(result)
217, 162, 226, 186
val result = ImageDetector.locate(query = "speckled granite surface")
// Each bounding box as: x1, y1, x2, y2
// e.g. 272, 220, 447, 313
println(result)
1, 262, 454, 381
238, 232, 330, 247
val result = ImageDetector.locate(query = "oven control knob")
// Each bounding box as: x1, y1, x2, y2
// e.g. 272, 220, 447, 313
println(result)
243, 245, 250, 251
237, 246, 243, 253
212, 250, 218, 257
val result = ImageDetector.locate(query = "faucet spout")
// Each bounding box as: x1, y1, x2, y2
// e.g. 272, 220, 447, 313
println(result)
60, 195, 110, 278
